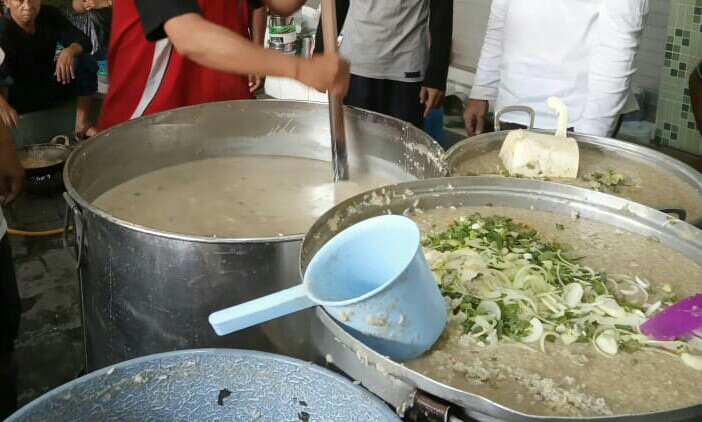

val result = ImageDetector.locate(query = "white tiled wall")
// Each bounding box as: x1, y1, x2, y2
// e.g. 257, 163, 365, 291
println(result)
449, 0, 670, 120
451, 0, 491, 73
635, 0, 670, 120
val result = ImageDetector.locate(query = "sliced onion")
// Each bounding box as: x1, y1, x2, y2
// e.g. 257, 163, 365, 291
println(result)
477, 300, 501, 320
644, 301, 662, 317
563, 283, 584, 308
539, 331, 558, 353
634, 276, 650, 289
596, 297, 627, 319
594, 330, 619, 356
522, 318, 544, 343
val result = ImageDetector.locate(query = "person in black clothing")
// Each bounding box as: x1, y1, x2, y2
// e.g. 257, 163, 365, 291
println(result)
0, 47, 24, 418
315, 0, 453, 129
0, 0, 98, 140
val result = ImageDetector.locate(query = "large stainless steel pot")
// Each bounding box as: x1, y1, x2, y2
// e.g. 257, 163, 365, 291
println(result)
445, 130, 702, 225
301, 177, 702, 422
62, 100, 447, 371
6, 349, 400, 422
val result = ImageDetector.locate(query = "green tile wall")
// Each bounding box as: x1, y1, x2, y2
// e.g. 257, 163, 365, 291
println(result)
654, 0, 702, 154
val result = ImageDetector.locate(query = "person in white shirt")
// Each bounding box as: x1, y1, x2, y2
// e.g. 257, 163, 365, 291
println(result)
0, 45, 23, 419
464, 0, 649, 137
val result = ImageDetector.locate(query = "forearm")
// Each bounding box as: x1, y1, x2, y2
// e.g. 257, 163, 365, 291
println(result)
424, 0, 453, 91
691, 61, 702, 135
469, 0, 506, 101
251, 6, 267, 45
165, 13, 302, 79
66, 42, 84, 56
59, 18, 93, 54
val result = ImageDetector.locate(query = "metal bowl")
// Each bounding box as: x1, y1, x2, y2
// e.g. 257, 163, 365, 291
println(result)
18, 135, 72, 194
301, 176, 702, 422
6, 349, 400, 422
445, 130, 702, 225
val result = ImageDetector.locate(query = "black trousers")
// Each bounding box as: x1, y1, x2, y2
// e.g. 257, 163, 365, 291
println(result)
0, 234, 19, 419
344, 74, 424, 129
1, 54, 98, 115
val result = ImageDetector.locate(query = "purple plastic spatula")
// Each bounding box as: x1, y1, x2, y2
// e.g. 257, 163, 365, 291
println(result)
640, 293, 702, 340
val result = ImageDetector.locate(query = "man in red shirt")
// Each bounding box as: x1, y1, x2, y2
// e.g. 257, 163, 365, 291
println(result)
99, 0, 349, 130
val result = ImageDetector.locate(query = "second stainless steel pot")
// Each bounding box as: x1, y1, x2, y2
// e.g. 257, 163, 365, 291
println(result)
446, 130, 702, 226
302, 176, 702, 422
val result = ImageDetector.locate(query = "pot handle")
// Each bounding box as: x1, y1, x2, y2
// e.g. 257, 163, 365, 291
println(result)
656, 207, 687, 222
51, 135, 71, 146
63, 193, 85, 269
494, 106, 535, 131
409, 391, 457, 421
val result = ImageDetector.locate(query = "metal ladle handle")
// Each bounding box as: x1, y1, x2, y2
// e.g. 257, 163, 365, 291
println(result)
321, 0, 349, 181
494, 106, 535, 131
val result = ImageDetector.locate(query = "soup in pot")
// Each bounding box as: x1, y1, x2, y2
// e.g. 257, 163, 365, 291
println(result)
93, 156, 407, 237
407, 206, 702, 417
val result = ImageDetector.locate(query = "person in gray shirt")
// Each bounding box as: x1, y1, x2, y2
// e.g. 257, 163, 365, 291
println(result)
316, 0, 452, 129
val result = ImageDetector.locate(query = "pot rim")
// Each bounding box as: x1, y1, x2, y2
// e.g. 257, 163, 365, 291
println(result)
62, 99, 446, 245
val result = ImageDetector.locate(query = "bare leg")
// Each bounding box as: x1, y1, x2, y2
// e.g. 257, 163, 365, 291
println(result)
75, 95, 96, 136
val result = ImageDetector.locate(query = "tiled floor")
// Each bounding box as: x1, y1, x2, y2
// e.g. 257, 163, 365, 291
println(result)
5, 193, 84, 409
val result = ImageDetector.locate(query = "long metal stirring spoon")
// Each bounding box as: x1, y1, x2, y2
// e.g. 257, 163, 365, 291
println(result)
321, 0, 349, 181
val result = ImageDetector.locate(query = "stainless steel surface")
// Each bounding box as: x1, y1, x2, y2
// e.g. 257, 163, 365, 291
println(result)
321, 0, 349, 181
6, 349, 400, 422
494, 106, 535, 131
268, 39, 296, 53
63, 100, 447, 371
300, 35, 314, 57
330, 95, 349, 181
445, 130, 702, 223
269, 15, 294, 27
302, 177, 702, 422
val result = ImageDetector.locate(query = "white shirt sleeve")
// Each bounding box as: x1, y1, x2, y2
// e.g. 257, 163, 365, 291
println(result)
469, 0, 506, 101
576, 0, 649, 137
